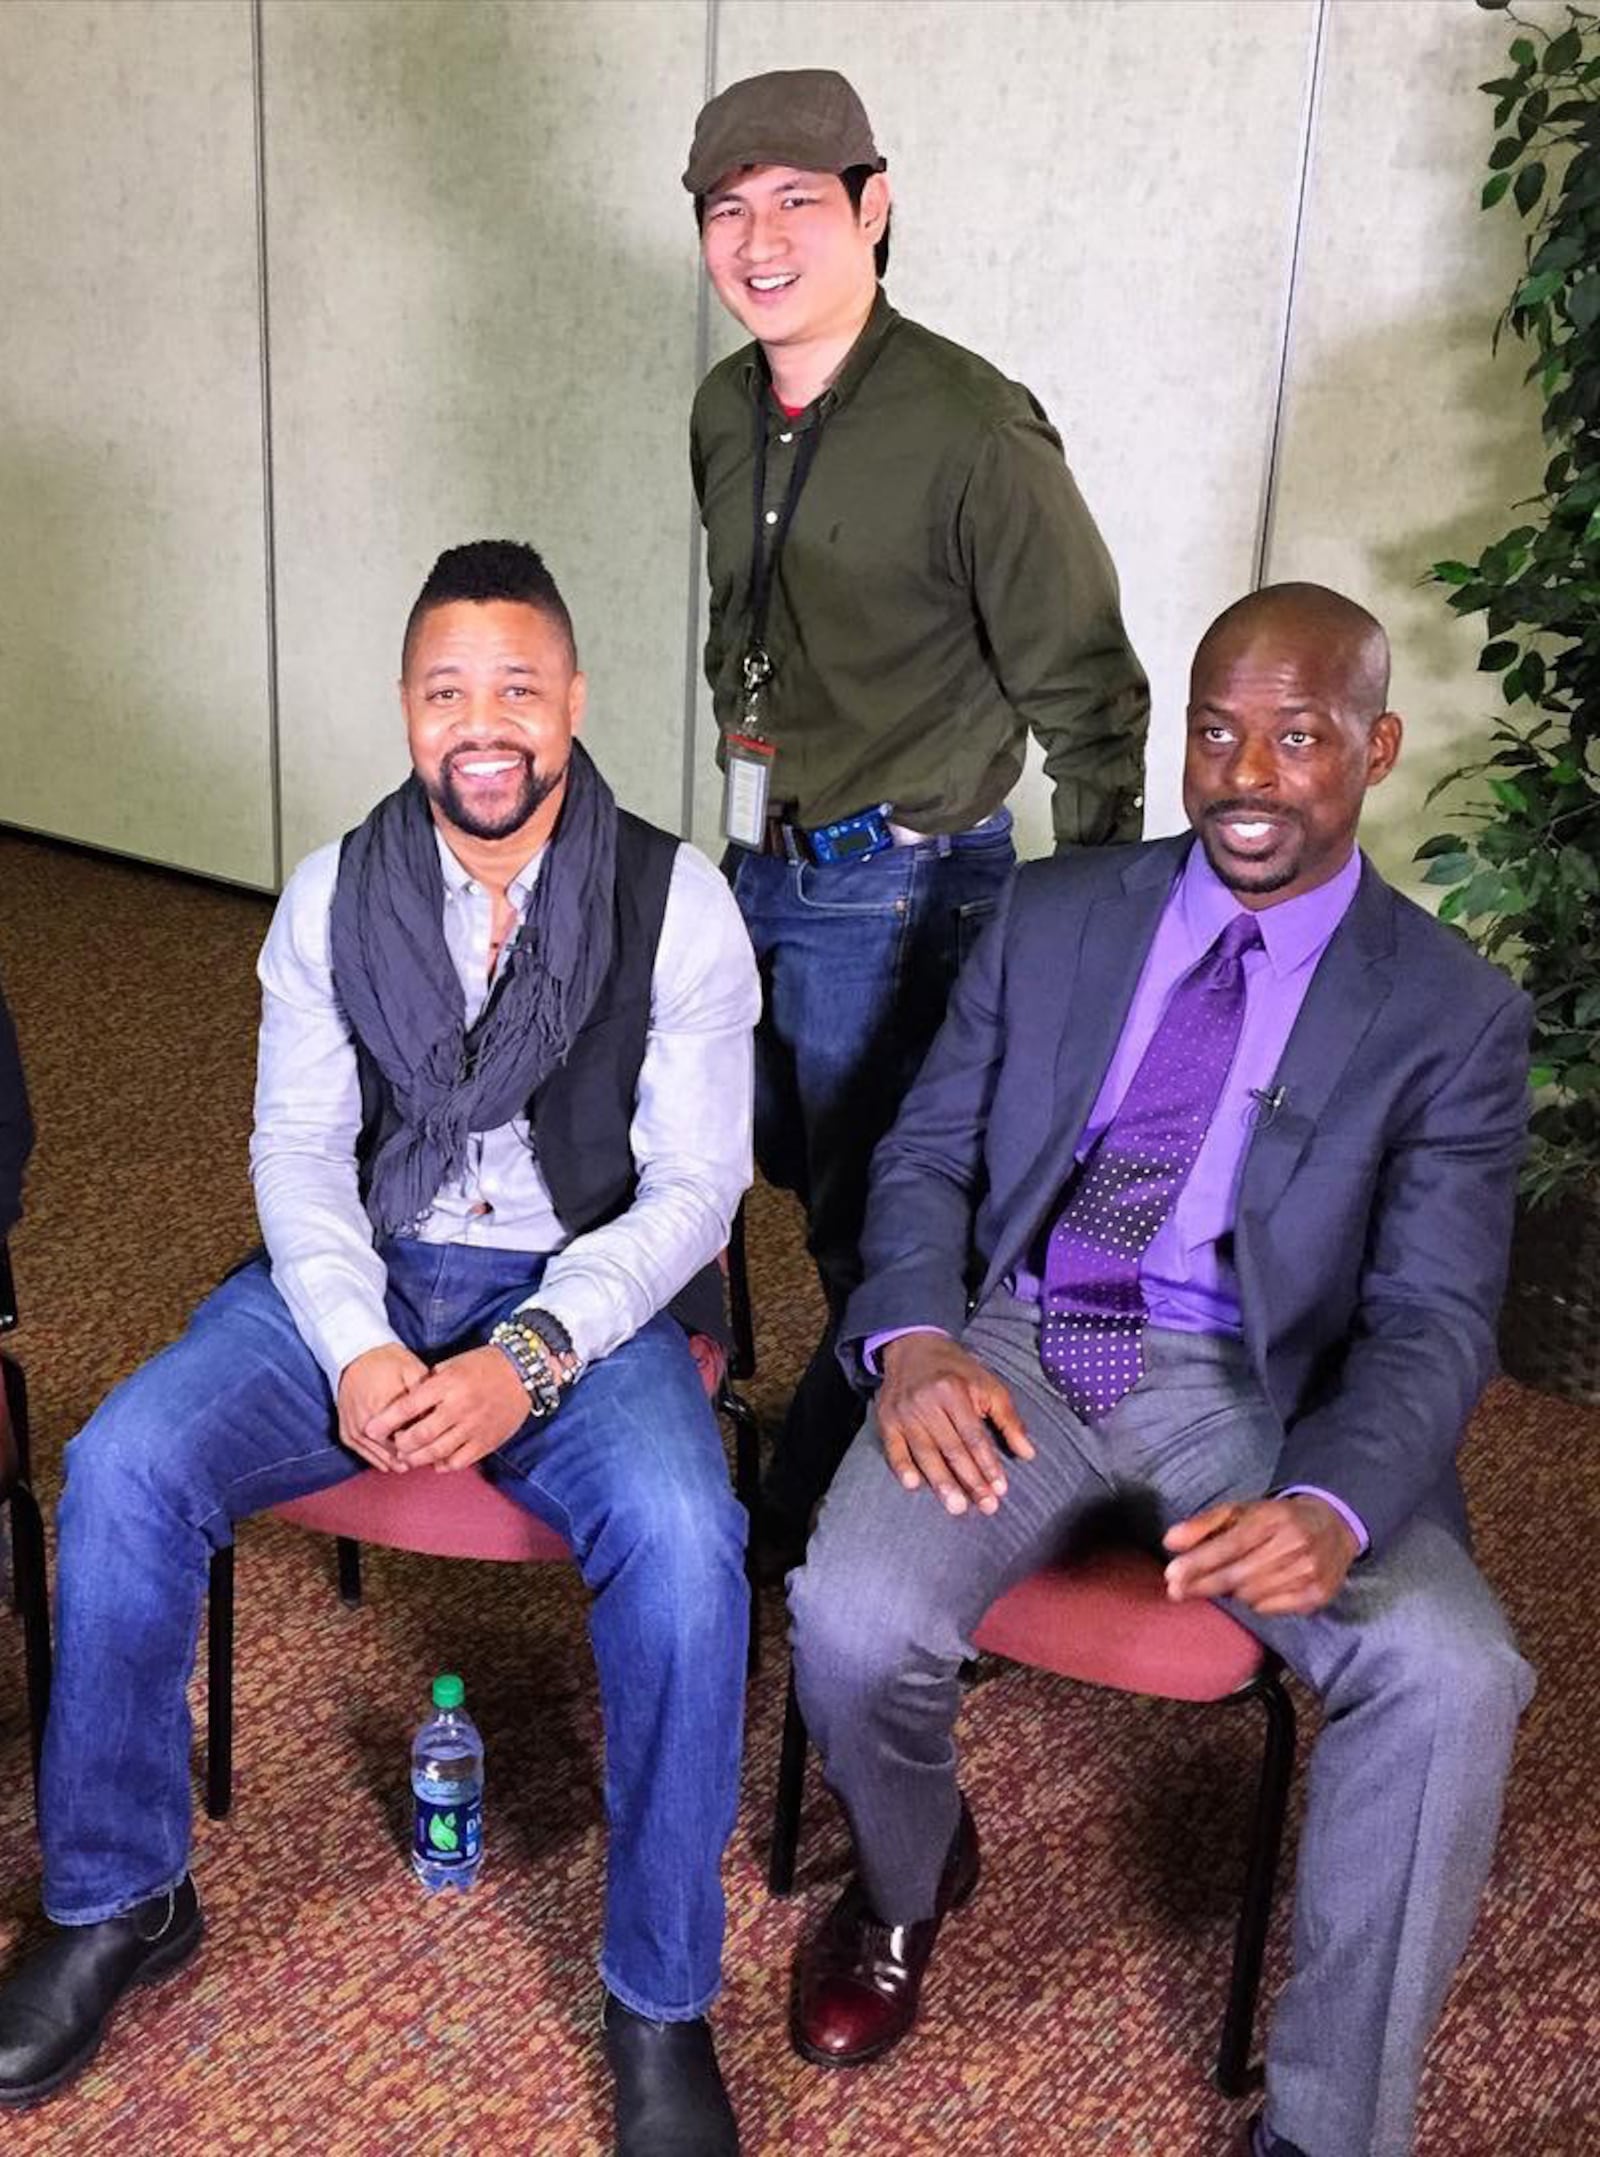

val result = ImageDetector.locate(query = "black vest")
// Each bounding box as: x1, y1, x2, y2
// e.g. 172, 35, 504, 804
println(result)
348, 810, 727, 1345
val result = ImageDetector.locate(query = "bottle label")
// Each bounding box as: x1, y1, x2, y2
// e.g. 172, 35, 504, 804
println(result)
413, 1790, 482, 1871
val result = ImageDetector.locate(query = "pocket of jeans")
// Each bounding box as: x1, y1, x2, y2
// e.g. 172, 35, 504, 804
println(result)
794, 856, 912, 915
956, 896, 999, 965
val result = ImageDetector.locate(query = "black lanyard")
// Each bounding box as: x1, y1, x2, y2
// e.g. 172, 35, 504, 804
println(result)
743, 389, 825, 698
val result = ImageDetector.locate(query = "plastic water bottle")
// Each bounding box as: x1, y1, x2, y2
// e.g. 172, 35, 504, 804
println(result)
411, 1673, 484, 1894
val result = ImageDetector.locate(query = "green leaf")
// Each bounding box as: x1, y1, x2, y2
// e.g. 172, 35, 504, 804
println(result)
1574, 985, 1600, 1027
1483, 169, 1514, 209
1532, 234, 1585, 274
1519, 92, 1550, 140
1422, 852, 1474, 886
1584, 503, 1600, 545
1414, 833, 1467, 860
1516, 269, 1564, 305
1478, 639, 1519, 670
1437, 887, 1470, 924
1515, 160, 1547, 212
1521, 648, 1547, 699
1545, 26, 1582, 72
1488, 134, 1523, 169
1558, 844, 1600, 894
1431, 559, 1476, 584
1487, 775, 1530, 811
1461, 869, 1522, 916
1569, 276, 1600, 329
1528, 1063, 1558, 1090
1510, 37, 1537, 70
1503, 663, 1527, 702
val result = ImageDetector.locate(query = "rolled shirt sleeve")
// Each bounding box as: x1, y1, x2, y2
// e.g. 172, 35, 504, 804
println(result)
249, 846, 401, 1391
957, 417, 1150, 849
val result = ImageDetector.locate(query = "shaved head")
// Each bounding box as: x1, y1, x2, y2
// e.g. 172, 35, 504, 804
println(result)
1194, 583, 1391, 726
1183, 582, 1402, 908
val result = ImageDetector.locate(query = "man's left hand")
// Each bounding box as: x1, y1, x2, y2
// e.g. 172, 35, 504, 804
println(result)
1162, 1494, 1359, 1616
369, 1346, 533, 1471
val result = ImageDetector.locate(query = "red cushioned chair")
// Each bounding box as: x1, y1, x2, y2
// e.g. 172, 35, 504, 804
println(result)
768, 1543, 1296, 2098
0, 1241, 52, 1809
204, 1209, 760, 1821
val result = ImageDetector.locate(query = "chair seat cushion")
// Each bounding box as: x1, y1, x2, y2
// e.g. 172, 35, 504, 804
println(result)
973, 1545, 1265, 1703
270, 1328, 729, 1565
273, 1469, 567, 1564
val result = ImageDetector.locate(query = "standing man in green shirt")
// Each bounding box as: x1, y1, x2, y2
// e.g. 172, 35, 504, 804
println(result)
686, 69, 1149, 1564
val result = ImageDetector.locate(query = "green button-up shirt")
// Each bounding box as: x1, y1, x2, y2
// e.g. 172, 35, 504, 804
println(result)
690, 291, 1149, 846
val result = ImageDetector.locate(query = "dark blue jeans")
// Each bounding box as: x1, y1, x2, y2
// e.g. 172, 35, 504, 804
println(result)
41, 1242, 748, 2022
727, 815, 1016, 1527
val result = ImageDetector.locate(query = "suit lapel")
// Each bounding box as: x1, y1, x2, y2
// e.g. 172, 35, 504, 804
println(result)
985, 838, 1189, 1294
1235, 861, 1399, 1226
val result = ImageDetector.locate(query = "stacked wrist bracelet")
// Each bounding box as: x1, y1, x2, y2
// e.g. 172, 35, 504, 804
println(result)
490, 1308, 580, 1419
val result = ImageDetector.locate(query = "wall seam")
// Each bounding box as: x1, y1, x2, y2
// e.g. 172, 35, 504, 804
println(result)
679, 0, 720, 840
1252, 0, 1328, 590
251, 0, 284, 887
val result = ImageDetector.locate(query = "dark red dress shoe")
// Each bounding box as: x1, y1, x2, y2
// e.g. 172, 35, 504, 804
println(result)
791, 1796, 980, 2069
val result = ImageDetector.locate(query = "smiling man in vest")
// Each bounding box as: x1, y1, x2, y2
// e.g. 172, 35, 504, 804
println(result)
0, 541, 759, 2154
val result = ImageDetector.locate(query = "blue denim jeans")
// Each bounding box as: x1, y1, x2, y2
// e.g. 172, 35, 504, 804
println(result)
727, 815, 1017, 1526
41, 1241, 748, 2022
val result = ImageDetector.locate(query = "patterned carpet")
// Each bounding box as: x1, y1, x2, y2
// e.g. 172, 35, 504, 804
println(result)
0, 827, 1595, 2155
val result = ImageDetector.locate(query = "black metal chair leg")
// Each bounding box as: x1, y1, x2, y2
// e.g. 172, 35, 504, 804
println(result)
721, 1381, 763, 1675
205, 1544, 235, 1821
1216, 1661, 1297, 2097
10, 1480, 51, 1799
336, 1537, 363, 1607
768, 1664, 809, 1895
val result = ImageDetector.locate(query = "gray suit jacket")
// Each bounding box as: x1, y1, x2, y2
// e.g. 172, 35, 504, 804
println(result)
842, 835, 1532, 1554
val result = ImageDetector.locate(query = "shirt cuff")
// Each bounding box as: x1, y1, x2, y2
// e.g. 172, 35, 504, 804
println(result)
1277, 1484, 1370, 1557
862, 1324, 950, 1377
276, 1275, 401, 1394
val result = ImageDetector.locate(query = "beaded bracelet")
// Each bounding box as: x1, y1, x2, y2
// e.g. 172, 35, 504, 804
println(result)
490, 1309, 579, 1419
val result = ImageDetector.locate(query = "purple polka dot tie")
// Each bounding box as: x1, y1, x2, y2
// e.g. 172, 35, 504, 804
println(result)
1039, 912, 1263, 1420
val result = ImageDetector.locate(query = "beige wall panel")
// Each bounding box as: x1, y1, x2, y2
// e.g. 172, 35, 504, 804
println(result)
694, 0, 1319, 855
0, 0, 273, 885
1265, 0, 1557, 893
264, 0, 707, 869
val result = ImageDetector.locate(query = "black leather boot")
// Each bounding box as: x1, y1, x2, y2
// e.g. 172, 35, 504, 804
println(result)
0, 1876, 202, 2107
601, 1990, 739, 2156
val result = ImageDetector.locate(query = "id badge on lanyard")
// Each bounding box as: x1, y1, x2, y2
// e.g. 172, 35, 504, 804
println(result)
723, 728, 776, 847
721, 392, 823, 848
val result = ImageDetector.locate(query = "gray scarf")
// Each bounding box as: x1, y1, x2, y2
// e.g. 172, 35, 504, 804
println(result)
329, 743, 617, 1236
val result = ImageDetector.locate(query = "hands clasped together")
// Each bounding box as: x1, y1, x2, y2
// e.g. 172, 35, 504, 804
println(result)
336, 1342, 531, 1475
876, 1332, 1357, 1616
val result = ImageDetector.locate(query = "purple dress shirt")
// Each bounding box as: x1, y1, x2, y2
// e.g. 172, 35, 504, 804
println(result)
868, 842, 1370, 1549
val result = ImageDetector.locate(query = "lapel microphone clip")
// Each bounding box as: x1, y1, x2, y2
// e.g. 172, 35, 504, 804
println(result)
1249, 1084, 1288, 1126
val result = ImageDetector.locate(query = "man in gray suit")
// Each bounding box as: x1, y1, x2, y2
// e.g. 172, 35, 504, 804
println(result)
787, 585, 1534, 2157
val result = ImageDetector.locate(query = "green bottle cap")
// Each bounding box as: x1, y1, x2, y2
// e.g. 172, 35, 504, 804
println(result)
432, 1673, 465, 1711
